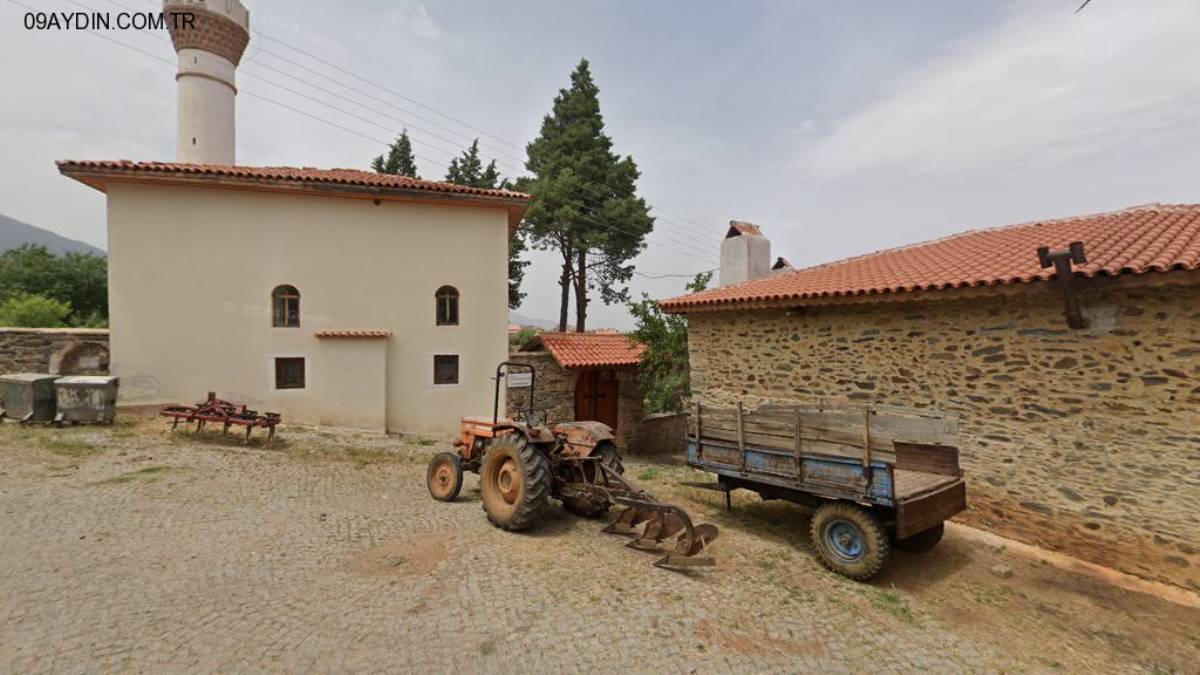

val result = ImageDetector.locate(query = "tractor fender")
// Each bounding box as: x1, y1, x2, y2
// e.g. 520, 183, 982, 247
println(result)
553, 421, 616, 459
493, 422, 556, 446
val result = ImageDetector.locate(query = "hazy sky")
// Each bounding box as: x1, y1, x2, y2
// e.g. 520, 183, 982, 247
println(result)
2, 0, 1198, 329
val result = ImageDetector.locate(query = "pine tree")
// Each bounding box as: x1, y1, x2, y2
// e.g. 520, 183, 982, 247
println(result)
371, 130, 419, 177
444, 140, 529, 309
523, 59, 654, 332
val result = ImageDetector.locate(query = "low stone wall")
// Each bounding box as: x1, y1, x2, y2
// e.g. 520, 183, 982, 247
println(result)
0, 328, 110, 376
686, 278, 1200, 590
632, 412, 688, 456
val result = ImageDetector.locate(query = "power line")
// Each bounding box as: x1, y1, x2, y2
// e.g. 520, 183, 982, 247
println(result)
96, 0, 720, 261
30, 0, 722, 267
127, 0, 720, 242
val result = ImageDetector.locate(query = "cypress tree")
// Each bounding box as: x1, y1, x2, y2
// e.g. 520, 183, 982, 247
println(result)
371, 130, 419, 178
523, 59, 654, 331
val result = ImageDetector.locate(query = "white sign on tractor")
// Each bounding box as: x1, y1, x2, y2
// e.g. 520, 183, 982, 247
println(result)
506, 372, 533, 388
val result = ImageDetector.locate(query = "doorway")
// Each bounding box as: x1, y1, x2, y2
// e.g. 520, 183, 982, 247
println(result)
575, 369, 619, 430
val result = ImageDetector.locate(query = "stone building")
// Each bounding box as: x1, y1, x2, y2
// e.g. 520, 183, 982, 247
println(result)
506, 333, 646, 452
661, 207, 1200, 590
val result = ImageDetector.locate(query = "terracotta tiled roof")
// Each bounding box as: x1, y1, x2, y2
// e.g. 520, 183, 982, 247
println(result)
661, 204, 1200, 312
521, 332, 646, 368
57, 160, 531, 201
314, 330, 392, 339
728, 221, 763, 237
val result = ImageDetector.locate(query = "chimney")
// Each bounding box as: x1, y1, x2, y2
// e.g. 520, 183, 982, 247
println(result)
720, 220, 771, 286
165, 0, 251, 165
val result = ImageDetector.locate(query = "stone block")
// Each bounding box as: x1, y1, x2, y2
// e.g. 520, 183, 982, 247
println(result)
0, 373, 59, 421
54, 376, 120, 423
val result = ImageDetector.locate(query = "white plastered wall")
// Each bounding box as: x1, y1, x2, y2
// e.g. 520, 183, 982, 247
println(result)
105, 183, 509, 435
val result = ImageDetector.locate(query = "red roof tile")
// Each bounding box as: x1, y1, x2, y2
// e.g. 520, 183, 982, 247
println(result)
661, 204, 1200, 312
314, 330, 392, 339
728, 221, 763, 237
57, 160, 531, 201
521, 332, 646, 368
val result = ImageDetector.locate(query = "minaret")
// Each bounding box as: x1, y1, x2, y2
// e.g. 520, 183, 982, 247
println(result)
164, 0, 250, 165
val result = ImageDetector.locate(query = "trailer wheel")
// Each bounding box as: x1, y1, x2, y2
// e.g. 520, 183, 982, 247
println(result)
480, 434, 551, 531
810, 502, 890, 581
894, 522, 944, 553
562, 441, 623, 518
426, 452, 464, 502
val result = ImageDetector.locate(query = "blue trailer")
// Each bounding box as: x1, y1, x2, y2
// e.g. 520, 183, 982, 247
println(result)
686, 402, 965, 580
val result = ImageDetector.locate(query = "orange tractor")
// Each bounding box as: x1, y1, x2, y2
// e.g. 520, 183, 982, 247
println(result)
426, 362, 718, 568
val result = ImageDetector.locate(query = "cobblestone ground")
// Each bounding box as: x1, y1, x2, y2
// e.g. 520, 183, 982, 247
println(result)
1, 416, 1196, 673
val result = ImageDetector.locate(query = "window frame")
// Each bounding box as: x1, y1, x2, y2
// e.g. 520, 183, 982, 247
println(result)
432, 354, 460, 386
273, 356, 306, 390
435, 285, 460, 326
272, 285, 301, 328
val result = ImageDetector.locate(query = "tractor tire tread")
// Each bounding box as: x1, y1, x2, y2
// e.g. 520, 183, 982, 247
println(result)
809, 501, 890, 581
481, 435, 551, 531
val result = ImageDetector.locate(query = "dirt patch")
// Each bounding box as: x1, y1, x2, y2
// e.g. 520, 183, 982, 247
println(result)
343, 538, 451, 577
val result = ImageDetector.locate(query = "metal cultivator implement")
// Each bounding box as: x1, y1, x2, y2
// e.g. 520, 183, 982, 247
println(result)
160, 392, 281, 443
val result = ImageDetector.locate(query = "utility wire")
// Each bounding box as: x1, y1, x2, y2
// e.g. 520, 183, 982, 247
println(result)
125, 0, 718, 243
91, 0, 720, 262
27, 0, 721, 268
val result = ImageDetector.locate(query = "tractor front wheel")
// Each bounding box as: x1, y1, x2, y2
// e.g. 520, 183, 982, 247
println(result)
426, 452, 464, 502
480, 434, 551, 531
810, 502, 890, 581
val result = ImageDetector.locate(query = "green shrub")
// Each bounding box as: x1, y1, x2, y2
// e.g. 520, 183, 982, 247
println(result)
0, 292, 72, 327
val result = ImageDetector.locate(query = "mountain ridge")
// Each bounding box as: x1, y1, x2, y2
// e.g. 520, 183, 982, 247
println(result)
0, 213, 104, 256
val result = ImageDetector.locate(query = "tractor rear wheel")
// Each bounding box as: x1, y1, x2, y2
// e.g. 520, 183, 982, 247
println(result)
562, 441, 624, 518
480, 434, 551, 531
426, 452, 463, 502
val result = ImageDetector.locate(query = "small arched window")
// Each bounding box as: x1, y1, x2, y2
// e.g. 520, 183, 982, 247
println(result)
435, 286, 459, 326
272, 285, 301, 327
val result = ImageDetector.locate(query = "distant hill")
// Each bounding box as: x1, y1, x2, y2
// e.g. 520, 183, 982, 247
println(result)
509, 311, 558, 330
0, 213, 104, 256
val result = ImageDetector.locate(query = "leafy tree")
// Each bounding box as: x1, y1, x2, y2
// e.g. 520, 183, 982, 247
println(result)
0, 244, 107, 322
445, 139, 530, 309
0, 292, 72, 328
628, 272, 711, 413
371, 130, 419, 177
523, 59, 654, 332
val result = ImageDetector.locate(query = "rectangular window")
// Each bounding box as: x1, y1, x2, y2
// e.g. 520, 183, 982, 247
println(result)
275, 357, 306, 390
433, 354, 459, 385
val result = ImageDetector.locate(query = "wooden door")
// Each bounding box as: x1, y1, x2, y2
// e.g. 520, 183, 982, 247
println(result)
575, 369, 619, 430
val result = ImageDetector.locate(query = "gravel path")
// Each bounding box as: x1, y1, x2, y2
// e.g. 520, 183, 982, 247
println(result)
1, 417, 1195, 673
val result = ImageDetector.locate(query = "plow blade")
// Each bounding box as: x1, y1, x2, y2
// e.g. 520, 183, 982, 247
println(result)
605, 503, 719, 569
583, 457, 720, 569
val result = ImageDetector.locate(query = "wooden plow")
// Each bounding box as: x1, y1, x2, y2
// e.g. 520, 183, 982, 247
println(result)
161, 392, 281, 443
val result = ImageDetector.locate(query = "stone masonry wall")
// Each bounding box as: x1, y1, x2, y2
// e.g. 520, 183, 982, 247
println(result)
634, 412, 688, 456
0, 328, 110, 376
686, 281, 1200, 590
506, 351, 645, 453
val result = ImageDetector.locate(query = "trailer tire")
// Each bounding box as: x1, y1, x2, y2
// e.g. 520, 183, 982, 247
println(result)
561, 441, 623, 518
480, 434, 551, 531
894, 522, 944, 553
810, 502, 889, 581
